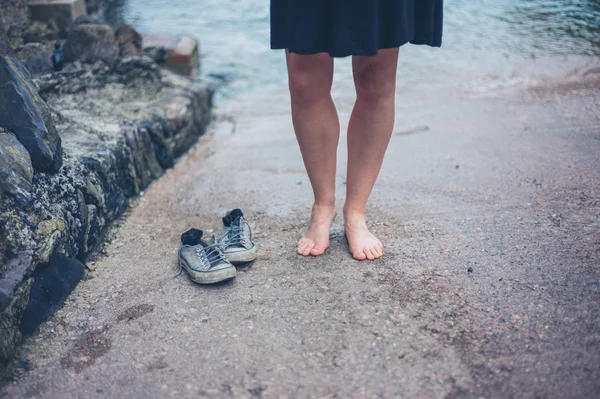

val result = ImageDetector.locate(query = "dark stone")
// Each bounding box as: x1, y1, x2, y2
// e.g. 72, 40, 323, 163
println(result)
140, 121, 174, 169
143, 46, 167, 64
0, 275, 31, 366
35, 61, 112, 95
0, 15, 14, 56
34, 56, 162, 96
0, 0, 28, 28
0, 56, 63, 173
123, 123, 163, 190
76, 189, 87, 260
19, 252, 84, 336
104, 191, 127, 220
112, 55, 157, 74
156, 117, 173, 139
82, 149, 129, 220
84, 177, 104, 208
22, 21, 55, 44
85, 204, 103, 254
112, 139, 137, 198
51, 43, 64, 72
84, 0, 104, 14
0, 131, 34, 204
0, 253, 32, 313
63, 24, 118, 67
70, 15, 103, 29
15, 42, 54, 75
114, 24, 142, 57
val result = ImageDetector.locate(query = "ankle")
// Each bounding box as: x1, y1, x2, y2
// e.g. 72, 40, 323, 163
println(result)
343, 206, 366, 225
313, 201, 337, 210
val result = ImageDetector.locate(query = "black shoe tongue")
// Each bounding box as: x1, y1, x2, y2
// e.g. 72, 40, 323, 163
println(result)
181, 228, 203, 246
222, 208, 244, 227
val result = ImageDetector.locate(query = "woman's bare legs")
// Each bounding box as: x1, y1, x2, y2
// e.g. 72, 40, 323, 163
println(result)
286, 51, 339, 256
344, 48, 399, 260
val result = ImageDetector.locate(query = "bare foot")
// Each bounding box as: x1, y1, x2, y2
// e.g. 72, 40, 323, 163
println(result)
297, 204, 338, 256
344, 212, 383, 260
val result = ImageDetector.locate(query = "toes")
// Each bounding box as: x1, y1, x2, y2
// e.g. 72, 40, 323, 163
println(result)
364, 248, 376, 260
302, 246, 313, 256
373, 245, 383, 258
297, 240, 312, 256
297, 241, 307, 255
377, 241, 383, 250
373, 248, 383, 258
352, 250, 367, 261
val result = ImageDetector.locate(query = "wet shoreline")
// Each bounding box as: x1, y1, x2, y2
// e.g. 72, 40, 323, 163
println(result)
107, 0, 600, 100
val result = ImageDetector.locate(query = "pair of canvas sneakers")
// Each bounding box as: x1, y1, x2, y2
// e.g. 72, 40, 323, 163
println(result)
176, 209, 257, 284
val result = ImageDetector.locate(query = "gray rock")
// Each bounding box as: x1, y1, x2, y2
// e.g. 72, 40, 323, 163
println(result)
85, 204, 104, 254
0, 56, 63, 173
0, 0, 29, 28
35, 56, 162, 96
0, 275, 31, 367
15, 42, 54, 75
115, 24, 142, 57
70, 15, 103, 28
0, 15, 14, 56
0, 253, 33, 313
144, 46, 167, 64
84, 0, 103, 14
21, 21, 55, 44
0, 131, 34, 204
123, 123, 163, 190
63, 23, 118, 67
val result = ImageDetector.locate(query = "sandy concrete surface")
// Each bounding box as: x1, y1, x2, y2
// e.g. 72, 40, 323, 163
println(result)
2, 69, 600, 398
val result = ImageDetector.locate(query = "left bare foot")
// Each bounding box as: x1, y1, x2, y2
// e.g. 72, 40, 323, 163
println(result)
344, 211, 383, 260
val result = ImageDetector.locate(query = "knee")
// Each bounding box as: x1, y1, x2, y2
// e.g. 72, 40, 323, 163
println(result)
354, 65, 396, 104
288, 68, 330, 103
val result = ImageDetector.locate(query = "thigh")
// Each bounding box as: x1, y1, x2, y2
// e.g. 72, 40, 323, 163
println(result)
286, 51, 335, 94
352, 48, 399, 96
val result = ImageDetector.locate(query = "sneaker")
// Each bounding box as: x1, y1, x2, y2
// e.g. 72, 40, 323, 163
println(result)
176, 228, 236, 284
217, 209, 257, 264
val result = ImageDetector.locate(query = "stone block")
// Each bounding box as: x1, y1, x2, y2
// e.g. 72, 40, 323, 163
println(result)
15, 42, 54, 75
0, 131, 34, 204
63, 23, 118, 66
0, 0, 29, 27
28, 0, 87, 31
0, 56, 63, 173
0, 14, 14, 56
114, 24, 142, 57
143, 34, 199, 76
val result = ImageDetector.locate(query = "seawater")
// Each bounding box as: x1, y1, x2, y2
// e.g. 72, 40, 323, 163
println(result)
108, 0, 600, 99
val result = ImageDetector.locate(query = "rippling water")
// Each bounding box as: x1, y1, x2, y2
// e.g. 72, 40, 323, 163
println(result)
106, 0, 600, 98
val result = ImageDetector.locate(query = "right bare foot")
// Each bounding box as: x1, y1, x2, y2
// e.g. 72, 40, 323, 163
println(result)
297, 203, 338, 256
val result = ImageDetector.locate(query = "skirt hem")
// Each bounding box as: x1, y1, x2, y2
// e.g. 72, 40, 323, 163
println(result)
271, 39, 440, 58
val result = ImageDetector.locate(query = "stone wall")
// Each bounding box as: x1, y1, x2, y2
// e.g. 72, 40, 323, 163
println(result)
0, 0, 29, 27
0, 46, 212, 369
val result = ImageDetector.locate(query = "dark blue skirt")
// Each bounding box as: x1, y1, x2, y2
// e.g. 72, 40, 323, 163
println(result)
270, 0, 443, 57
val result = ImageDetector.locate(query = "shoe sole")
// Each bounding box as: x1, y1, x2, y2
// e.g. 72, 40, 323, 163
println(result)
225, 246, 258, 265
178, 259, 236, 284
